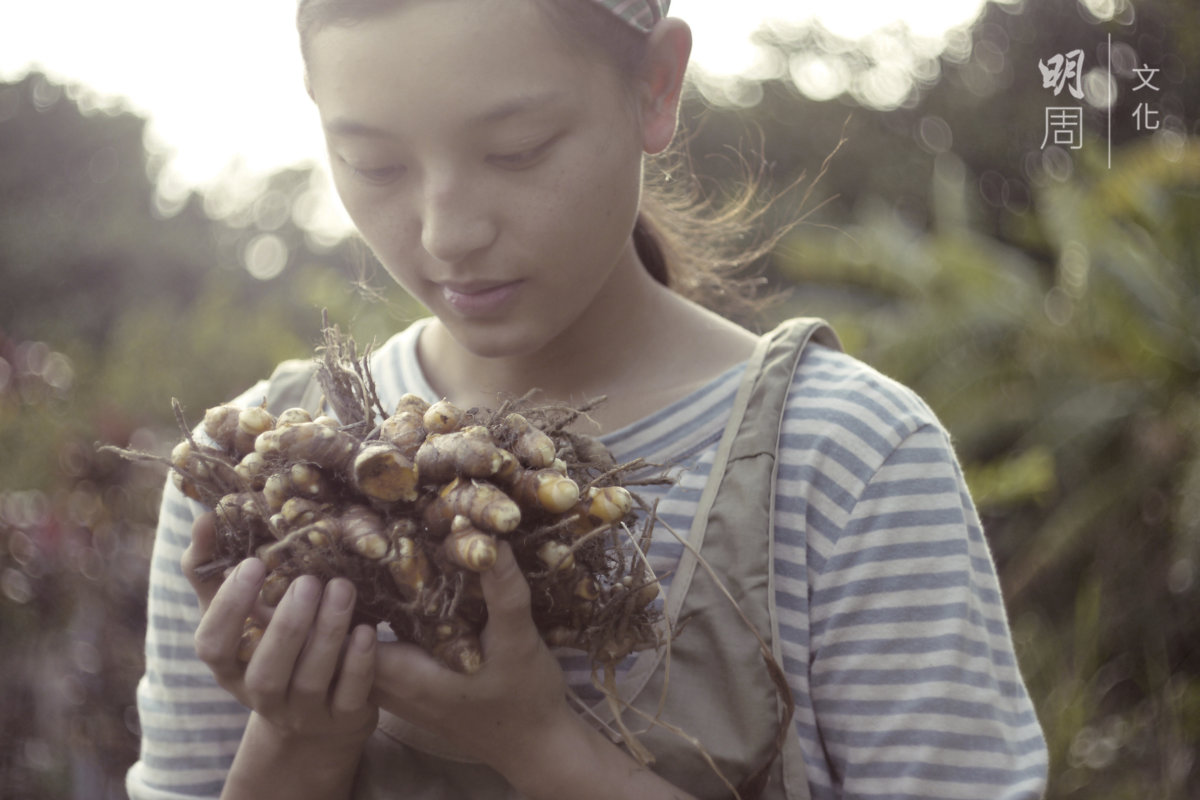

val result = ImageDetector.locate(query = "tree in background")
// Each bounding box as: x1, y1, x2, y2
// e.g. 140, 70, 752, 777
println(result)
0, 71, 422, 799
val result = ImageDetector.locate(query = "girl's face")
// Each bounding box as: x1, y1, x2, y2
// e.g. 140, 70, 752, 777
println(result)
307, 0, 654, 360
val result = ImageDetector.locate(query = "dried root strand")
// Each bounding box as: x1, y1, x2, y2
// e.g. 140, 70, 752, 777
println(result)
316, 311, 386, 432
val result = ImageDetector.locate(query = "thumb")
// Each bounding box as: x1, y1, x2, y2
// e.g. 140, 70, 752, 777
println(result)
479, 541, 534, 645
182, 512, 222, 608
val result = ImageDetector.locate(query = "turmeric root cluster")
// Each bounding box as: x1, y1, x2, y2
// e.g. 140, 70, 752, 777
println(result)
171, 388, 663, 674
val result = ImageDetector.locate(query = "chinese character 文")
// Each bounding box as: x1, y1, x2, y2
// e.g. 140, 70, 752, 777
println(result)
1133, 64, 1161, 92
1039, 50, 1085, 99
1042, 107, 1084, 149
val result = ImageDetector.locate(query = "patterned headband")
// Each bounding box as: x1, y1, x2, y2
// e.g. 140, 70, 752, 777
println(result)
590, 0, 669, 33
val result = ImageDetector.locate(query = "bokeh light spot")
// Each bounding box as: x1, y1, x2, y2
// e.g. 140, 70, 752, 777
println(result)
789, 54, 849, 101
917, 115, 954, 154
1083, 68, 1116, 110
243, 233, 288, 281
1, 567, 33, 604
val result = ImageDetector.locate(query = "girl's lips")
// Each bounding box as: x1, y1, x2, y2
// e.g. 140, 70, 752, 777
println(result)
439, 280, 523, 316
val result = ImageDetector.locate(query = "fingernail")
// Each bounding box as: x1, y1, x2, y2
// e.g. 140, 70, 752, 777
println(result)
351, 624, 375, 652
326, 579, 355, 613
234, 559, 265, 586
289, 574, 320, 603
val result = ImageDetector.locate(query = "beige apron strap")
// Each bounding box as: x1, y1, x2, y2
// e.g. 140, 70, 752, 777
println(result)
595, 319, 792, 718
663, 326, 776, 636
610, 318, 838, 799
746, 318, 839, 800
676, 318, 840, 618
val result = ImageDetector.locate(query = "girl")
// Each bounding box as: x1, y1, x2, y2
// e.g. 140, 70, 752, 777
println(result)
127, 1, 1048, 798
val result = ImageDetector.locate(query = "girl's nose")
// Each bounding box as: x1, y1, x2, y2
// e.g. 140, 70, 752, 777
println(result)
419, 178, 497, 263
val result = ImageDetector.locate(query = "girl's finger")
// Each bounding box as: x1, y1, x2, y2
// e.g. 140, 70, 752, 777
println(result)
242, 574, 322, 705
181, 513, 221, 609
479, 542, 535, 649
289, 578, 357, 705
331, 624, 377, 716
193, 557, 266, 685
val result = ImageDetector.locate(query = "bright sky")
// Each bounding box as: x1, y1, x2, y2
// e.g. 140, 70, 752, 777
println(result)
1, 0, 989, 229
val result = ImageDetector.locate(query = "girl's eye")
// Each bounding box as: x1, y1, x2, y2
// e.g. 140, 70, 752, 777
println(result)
340, 157, 403, 185
488, 138, 555, 170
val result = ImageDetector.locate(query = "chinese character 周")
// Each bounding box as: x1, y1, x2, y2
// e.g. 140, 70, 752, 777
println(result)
1042, 107, 1084, 149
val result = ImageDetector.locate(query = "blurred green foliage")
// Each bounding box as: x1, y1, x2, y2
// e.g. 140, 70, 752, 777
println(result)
774, 133, 1200, 798
1, 0, 1197, 797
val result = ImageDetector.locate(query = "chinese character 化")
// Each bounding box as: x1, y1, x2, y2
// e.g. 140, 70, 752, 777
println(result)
1042, 107, 1084, 149
1132, 102, 1160, 131
1039, 50, 1085, 99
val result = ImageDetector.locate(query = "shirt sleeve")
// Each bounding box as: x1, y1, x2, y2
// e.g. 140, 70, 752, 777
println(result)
784, 422, 1048, 800
125, 481, 250, 800
126, 380, 273, 800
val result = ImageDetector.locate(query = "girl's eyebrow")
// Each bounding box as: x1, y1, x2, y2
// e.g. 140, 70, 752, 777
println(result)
323, 90, 566, 139
324, 117, 391, 139
470, 89, 565, 125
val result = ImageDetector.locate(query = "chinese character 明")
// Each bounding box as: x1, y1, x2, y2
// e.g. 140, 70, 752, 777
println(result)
1132, 102, 1160, 131
1042, 107, 1084, 150
1039, 50, 1085, 99
1133, 64, 1161, 92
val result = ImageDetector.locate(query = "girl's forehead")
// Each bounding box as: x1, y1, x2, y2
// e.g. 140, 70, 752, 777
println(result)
308, 0, 578, 68
307, 0, 617, 135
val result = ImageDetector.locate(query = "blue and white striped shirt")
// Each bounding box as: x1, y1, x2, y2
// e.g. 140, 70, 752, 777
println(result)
127, 318, 1047, 800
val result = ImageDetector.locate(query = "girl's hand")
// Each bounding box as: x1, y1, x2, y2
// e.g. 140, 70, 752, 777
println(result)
182, 513, 378, 767
372, 542, 696, 800
372, 541, 568, 766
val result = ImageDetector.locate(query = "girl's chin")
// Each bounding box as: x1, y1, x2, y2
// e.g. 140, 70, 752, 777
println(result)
433, 315, 549, 361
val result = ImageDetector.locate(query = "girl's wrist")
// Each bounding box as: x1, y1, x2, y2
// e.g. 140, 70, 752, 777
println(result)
222, 712, 376, 800
492, 707, 694, 800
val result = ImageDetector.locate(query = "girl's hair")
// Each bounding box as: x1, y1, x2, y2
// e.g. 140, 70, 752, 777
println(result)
297, 0, 784, 323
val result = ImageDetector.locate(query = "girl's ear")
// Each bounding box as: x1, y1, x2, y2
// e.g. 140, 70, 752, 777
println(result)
637, 18, 692, 155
